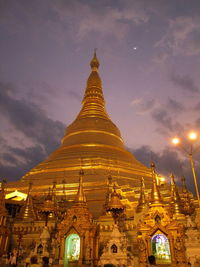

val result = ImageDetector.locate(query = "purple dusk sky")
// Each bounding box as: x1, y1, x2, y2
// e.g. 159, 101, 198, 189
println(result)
0, 0, 200, 192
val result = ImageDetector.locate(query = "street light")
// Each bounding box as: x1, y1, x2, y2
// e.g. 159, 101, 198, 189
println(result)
188, 131, 197, 141
171, 132, 200, 208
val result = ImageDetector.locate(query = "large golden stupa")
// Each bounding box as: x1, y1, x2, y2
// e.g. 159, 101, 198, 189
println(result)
7, 52, 151, 198
3, 53, 200, 267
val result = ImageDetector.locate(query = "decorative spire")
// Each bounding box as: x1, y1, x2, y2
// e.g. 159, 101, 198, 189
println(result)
104, 175, 114, 213
170, 174, 184, 216
39, 185, 56, 225
17, 183, 38, 221
136, 177, 147, 213
61, 179, 67, 201
106, 184, 124, 223
181, 176, 188, 194
150, 162, 163, 206
181, 176, 194, 215
90, 48, 100, 70
75, 50, 109, 120
52, 181, 58, 207
47, 186, 52, 200
75, 169, 86, 204
181, 176, 195, 215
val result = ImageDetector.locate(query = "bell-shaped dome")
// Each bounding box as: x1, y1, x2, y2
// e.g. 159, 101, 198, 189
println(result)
21, 52, 151, 187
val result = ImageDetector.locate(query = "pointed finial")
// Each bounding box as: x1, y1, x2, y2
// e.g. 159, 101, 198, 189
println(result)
141, 177, 145, 187
170, 173, 175, 185
103, 175, 114, 214
150, 162, 163, 205
90, 49, 100, 70
45, 186, 52, 201
16, 182, 37, 221
170, 174, 184, 216
62, 179, 67, 201
136, 177, 147, 213
75, 169, 86, 204
181, 176, 187, 193
52, 181, 58, 207
106, 183, 124, 223
74, 49, 107, 120
180, 176, 195, 215
107, 184, 122, 204
28, 182, 32, 194
151, 161, 156, 171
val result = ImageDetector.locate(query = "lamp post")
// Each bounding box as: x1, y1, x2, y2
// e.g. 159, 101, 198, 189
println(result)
172, 132, 200, 207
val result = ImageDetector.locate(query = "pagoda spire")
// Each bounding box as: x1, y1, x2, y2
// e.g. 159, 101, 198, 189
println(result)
181, 176, 194, 215
90, 48, 99, 70
103, 175, 114, 213
17, 183, 38, 221
181, 176, 188, 194
170, 174, 184, 217
75, 169, 86, 204
52, 181, 58, 208
106, 184, 124, 224
76, 50, 109, 120
136, 177, 147, 213
150, 162, 163, 206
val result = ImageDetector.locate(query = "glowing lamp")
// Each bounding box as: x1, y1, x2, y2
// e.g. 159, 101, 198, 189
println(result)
160, 177, 165, 182
172, 137, 180, 145
188, 132, 197, 141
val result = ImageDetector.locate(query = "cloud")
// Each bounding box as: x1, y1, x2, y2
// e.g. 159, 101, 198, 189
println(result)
130, 145, 200, 192
131, 98, 157, 114
170, 73, 199, 94
152, 108, 183, 133
0, 82, 65, 154
0, 140, 48, 181
153, 52, 168, 64
166, 97, 184, 112
0, 81, 65, 181
131, 145, 182, 176
156, 16, 200, 56
74, 4, 149, 42
23, 81, 60, 103
0, 0, 150, 47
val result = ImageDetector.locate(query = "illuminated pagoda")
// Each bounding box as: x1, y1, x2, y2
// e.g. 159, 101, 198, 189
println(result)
6, 51, 151, 205
1, 52, 200, 266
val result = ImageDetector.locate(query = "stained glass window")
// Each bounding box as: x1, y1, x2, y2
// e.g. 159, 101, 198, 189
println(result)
64, 233, 80, 266
151, 233, 171, 264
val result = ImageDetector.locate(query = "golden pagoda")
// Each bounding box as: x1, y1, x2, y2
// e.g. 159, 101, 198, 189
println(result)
8, 52, 151, 195
2, 52, 200, 267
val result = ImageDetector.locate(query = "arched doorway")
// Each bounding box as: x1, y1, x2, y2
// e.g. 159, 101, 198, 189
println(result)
111, 244, 118, 253
151, 232, 171, 264
64, 233, 80, 267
